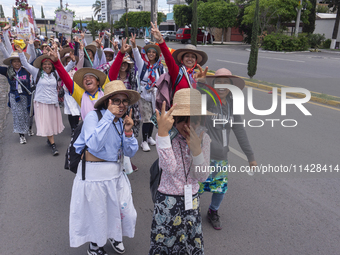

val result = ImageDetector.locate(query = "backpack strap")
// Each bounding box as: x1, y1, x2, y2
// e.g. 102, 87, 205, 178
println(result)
81, 109, 103, 180
139, 63, 148, 82
171, 66, 185, 99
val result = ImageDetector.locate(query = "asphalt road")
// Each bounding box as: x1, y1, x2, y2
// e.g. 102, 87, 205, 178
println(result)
158, 40, 340, 98
0, 83, 339, 254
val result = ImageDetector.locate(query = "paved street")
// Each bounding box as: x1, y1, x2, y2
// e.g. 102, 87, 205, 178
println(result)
0, 39, 340, 254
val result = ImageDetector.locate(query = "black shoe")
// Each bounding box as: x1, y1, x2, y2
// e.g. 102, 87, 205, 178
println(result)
87, 245, 108, 255
207, 209, 222, 230
51, 144, 59, 156
109, 238, 125, 254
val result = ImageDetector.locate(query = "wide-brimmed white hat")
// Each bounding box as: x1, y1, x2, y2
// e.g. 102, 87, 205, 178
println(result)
3, 51, 30, 65
94, 80, 140, 109
61, 53, 79, 66
171, 88, 215, 116
172, 44, 208, 66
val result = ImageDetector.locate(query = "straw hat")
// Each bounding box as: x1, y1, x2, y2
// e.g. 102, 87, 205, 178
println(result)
172, 44, 208, 66
143, 44, 161, 57
60, 47, 74, 58
206, 68, 245, 90
33, 54, 54, 69
3, 51, 30, 65
40, 43, 48, 50
61, 53, 79, 66
73, 67, 107, 90
85, 42, 97, 56
171, 88, 215, 116
94, 80, 140, 109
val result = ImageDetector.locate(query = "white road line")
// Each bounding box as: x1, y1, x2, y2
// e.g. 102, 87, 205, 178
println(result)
216, 59, 247, 66
229, 146, 248, 161
259, 56, 305, 63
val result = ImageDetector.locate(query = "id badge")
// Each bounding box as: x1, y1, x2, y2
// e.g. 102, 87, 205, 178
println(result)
222, 129, 227, 147
184, 184, 193, 211
117, 147, 123, 163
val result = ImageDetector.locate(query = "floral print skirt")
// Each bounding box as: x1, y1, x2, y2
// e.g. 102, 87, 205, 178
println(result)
149, 192, 204, 255
199, 159, 229, 194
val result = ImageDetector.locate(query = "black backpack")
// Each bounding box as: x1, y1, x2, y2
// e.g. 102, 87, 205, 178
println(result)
64, 110, 103, 180
150, 158, 161, 204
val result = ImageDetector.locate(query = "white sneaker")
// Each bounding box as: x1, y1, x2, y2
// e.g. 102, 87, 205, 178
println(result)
27, 129, 34, 136
147, 137, 156, 146
108, 238, 125, 254
19, 136, 27, 144
141, 141, 151, 152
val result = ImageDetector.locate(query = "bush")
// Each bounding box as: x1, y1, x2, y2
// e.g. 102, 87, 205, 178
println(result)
323, 39, 331, 49
308, 33, 326, 48
262, 33, 310, 51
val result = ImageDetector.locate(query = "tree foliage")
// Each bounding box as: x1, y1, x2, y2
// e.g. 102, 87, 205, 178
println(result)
325, 0, 340, 48
247, 0, 259, 78
0, 5, 5, 18
303, 0, 316, 34
191, 0, 198, 45
41, 6, 45, 19
197, 1, 238, 37
92, 0, 101, 17
242, 0, 311, 35
115, 11, 165, 30
173, 4, 192, 28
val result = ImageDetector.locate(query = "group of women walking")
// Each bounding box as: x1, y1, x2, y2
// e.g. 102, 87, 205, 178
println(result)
0, 21, 257, 255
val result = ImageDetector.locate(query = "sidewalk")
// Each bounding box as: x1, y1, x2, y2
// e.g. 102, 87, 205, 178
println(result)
0, 51, 9, 135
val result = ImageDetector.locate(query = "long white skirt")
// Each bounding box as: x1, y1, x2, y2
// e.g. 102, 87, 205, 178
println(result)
69, 161, 137, 248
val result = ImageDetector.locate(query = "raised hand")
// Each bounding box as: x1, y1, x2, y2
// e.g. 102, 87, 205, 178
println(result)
156, 101, 176, 137
193, 64, 208, 80
14, 44, 23, 53
123, 109, 134, 133
3, 23, 11, 31
47, 46, 58, 62
130, 33, 137, 49
184, 125, 203, 157
79, 41, 84, 50
150, 21, 163, 43
80, 32, 85, 41
120, 38, 131, 54
69, 50, 76, 62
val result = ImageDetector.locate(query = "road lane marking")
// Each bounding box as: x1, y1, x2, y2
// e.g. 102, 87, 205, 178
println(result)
229, 147, 248, 161
259, 56, 305, 63
247, 86, 340, 112
217, 59, 247, 66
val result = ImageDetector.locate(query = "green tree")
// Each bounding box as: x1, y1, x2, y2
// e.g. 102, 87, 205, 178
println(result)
32, 6, 36, 19
326, 0, 340, 49
247, 0, 259, 78
217, 2, 238, 43
0, 5, 5, 18
191, 0, 198, 46
242, 0, 310, 35
173, 4, 192, 28
79, 19, 83, 31
303, 0, 316, 34
88, 17, 99, 40
41, 6, 45, 18
92, 0, 101, 17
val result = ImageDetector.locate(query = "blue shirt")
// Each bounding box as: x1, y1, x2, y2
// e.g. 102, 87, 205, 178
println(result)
74, 109, 138, 161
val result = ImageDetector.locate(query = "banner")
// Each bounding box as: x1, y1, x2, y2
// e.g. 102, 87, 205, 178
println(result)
55, 10, 73, 34
13, 7, 34, 40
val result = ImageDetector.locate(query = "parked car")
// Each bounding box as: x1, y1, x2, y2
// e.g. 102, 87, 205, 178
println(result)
176, 28, 215, 44
163, 31, 177, 42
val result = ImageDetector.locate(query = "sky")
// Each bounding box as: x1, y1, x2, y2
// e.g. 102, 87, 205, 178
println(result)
2, 0, 173, 20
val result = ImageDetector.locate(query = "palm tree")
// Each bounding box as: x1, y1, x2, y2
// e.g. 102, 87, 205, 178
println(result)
92, 0, 101, 17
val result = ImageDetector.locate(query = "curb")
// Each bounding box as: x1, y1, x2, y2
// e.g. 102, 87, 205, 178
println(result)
242, 79, 340, 108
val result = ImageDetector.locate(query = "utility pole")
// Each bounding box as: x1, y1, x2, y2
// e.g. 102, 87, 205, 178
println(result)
295, 0, 302, 36
60, 0, 63, 9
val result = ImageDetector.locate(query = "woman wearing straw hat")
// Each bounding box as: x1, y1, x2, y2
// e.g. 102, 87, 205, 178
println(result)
130, 33, 165, 152
199, 68, 257, 230
60, 44, 84, 135
16, 45, 75, 155
70, 80, 140, 255
149, 88, 212, 255
150, 22, 209, 94
0, 51, 34, 144
51, 38, 131, 120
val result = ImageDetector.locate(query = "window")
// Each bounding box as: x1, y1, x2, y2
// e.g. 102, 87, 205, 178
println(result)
177, 29, 183, 34
184, 29, 190, 34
